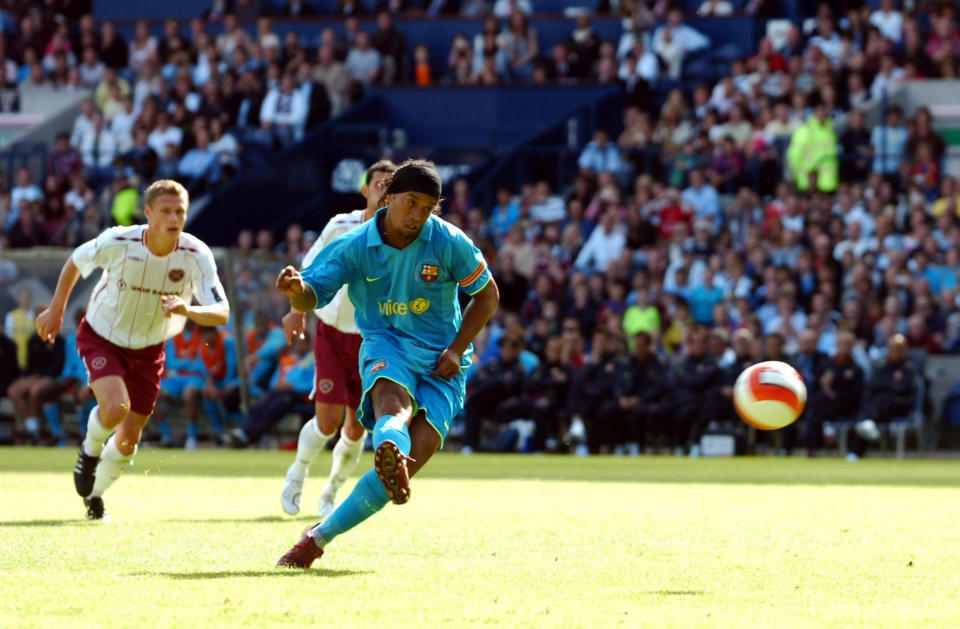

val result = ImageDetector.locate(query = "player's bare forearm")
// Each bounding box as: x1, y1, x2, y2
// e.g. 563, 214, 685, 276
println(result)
184, 304, 230, 327
49, 258, 81, 313
448, 280, 500, 356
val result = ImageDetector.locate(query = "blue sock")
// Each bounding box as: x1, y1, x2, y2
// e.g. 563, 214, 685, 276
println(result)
187, 421, 197, 440
372, 414, 411, 455
42, 403, 62, 439
312, 468, 389, 546
156, 419, 174, 441
202, 399, 224, 434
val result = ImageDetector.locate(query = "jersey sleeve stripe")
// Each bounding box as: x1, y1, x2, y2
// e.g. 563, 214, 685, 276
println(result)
458, 262, 486, 287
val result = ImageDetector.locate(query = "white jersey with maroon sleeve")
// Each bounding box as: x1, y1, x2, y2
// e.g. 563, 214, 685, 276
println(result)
73, 225, 227, 349
301, 210, 364, 335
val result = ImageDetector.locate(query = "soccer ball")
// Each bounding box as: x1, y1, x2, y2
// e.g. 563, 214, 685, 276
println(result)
733, 361, 807, 430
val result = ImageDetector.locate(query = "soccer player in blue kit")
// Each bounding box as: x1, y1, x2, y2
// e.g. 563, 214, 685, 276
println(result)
275, 160, 499, 568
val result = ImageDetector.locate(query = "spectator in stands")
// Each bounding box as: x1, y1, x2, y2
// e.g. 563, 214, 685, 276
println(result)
260, 72, 308, 146
907, 106, 946, 165
78, 113, 117, 184
575, 208, 626, 274
871, 105, 908, 182
870, 52, 905, 101
48, 133, 84, 184
600, 330, 667, 455
787, 103, 838, 193
6, 307, 65, 444
235, 0, 266, 19
849, 333, 917, 460
698, 0, 733, 16
5, 286, 34, 370
652, 7, 709, 71
178, 127, 220, 189
565, 327, 622, 455
129, 20, 158, 74
94, 66, 130, 112
147, 110, 184, 157
870, 0, 904, 45
682, 169, 721, 231
372, 12, 406, 84
578, 129, 624, 178
500, 10, 538, 81
462, 328, 527, 453
98, 21, 128, 70
346, 32, 381, 87
78, 46, 105, 88
567, 14, 601, 79
283, 0, 316, 16
413, 44, 433, 86
8, 168, 43, 231
489, 185, 520, 244
226, 330, 314, 448
839, 108, 872, 182
493, 0, 531, 18
314, 44, 351, 116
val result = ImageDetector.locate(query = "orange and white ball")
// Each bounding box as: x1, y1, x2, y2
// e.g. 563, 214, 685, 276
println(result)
733, 361, 807, 430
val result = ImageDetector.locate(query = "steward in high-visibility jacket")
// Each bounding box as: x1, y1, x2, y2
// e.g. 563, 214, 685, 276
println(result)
786, 105, 839, 193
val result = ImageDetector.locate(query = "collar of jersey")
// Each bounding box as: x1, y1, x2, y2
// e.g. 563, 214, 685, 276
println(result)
366, 207, 435, 248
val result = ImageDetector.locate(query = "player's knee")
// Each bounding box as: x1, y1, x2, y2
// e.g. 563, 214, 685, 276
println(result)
99, 399, 131, 426
314, 405, 343, 434
377, 393, 409, 418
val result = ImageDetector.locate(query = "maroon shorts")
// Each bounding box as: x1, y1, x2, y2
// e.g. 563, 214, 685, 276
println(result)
312, 318, 363, 409
76, 318, 165, 416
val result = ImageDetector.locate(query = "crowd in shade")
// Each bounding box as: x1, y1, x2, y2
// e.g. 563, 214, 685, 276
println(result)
0, 0, 955, 457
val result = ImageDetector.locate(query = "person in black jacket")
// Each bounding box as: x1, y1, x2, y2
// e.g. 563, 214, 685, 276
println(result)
671, 325, 719, 456
704, 327, 755, 431
7, 310, 66, 443
850, 333, 917, 459
815, 330, 864, 454
462, 331, 527, 453
596, 331, 668, 455
783, 328, 830, 453
0, 328, 19, 398
522, 335, 574, 452
565, 327, 623, 455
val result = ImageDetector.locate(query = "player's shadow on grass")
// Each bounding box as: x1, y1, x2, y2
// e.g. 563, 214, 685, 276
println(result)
0, 519, 80, 527
640, 590, 703, 596
134, 569, 367, 579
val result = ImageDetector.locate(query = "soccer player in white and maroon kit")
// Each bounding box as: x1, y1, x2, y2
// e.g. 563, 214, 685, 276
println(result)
279, 160, 397, 518
35, 179, 229, 519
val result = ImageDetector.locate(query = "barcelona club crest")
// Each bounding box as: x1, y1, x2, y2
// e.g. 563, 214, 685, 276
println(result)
370, 360, 388, 375
420, 263, 439, 283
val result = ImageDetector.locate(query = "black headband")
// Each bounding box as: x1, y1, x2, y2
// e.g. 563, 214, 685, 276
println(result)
386, 163, 442, 200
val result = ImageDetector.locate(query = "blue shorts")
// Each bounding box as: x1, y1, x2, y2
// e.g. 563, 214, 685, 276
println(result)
161, 375, 205, 397
357, 338, 466, 445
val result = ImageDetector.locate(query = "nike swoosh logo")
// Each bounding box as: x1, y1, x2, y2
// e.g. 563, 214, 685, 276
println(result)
365, 276, 385, 282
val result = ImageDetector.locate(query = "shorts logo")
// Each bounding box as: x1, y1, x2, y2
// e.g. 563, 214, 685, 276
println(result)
370, 360, 388, 375
318, 379, 334, 394
117, 279, 126, 290
420, 263, 439, 283
409, 298, 430, 315
168, 269, 185, 282
91, 356, 107, 370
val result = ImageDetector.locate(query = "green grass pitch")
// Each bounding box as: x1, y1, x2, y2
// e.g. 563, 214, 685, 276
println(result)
2, 448, 960, 628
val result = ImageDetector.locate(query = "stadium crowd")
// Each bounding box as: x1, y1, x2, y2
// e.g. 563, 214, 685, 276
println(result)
0, 0, 955, 457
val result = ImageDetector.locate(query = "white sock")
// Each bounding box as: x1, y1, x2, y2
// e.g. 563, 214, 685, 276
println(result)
288, 418, 334, 480
82, 406, 113, 457
90, 435, 136, 498
24, 416, 40, 434
322, 430, 365, 499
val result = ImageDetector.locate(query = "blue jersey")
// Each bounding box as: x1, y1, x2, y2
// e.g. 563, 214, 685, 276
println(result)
301, 208, 491, 375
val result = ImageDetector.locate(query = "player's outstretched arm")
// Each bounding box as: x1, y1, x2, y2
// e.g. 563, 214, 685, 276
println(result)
35, 258, 82, 342
433, 279, 500, 380
276, 265, 318, 313
161, 296, 230, 326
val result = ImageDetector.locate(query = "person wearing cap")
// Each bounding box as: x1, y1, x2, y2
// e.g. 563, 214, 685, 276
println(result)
275, 159, 500, 569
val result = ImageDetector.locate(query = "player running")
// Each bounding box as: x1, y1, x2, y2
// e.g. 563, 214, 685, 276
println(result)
35, 179, 230, 520
279, 160, 397, 518
275, 160, 499, 568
